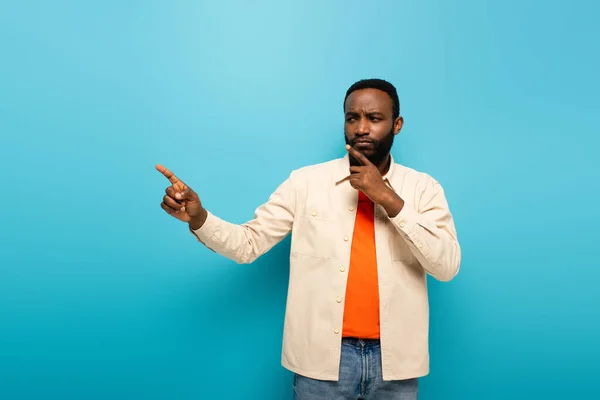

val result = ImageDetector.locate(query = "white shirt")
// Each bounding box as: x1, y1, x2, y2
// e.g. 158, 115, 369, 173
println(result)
191, 154, 461, 381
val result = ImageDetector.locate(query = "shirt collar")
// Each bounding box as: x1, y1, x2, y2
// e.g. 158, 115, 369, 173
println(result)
333, 153, 396, 186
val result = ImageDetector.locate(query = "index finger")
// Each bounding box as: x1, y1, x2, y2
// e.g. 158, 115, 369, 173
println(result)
345, 144, 372, 166
155, 164, 181, 184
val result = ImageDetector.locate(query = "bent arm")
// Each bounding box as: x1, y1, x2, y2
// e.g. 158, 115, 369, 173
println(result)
389, 179, 461, 282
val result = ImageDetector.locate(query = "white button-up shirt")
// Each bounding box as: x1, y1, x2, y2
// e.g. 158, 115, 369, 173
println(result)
191, 154, 461, 381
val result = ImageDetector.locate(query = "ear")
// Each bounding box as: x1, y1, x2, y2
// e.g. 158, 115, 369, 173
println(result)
393, 116, 404, 135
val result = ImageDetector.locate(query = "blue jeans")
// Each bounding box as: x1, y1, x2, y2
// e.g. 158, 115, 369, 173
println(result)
293, 338, 419, 399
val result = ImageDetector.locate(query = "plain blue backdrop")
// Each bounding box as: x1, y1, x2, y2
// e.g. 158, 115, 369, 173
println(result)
1, 1, 598, 399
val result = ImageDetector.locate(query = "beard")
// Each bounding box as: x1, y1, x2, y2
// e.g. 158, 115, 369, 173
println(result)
345, 128, 395, 167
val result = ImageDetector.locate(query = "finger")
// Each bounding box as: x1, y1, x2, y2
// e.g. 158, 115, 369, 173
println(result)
156, 164, 182, 185
167, 184, 196, 202
345, 144, 372, 166
161, 202, 179, 214
163, 195, 185, 211
349, 166, 364, 174
165, 186, 183, 203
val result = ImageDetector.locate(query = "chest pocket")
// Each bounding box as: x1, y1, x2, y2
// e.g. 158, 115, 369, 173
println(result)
291, 206, 335, 259
387, 222, 415, 262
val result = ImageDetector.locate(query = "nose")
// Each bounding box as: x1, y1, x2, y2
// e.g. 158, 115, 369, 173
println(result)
356, 117, 369, 135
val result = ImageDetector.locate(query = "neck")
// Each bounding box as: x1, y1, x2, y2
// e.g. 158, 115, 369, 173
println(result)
377, 154, 391, 176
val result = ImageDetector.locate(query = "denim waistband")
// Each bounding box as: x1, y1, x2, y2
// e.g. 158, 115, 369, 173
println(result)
341, 337, 381, 349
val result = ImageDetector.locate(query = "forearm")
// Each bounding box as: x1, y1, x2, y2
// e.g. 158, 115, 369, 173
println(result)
188, 173, 296, 264
386, 183, 461, 282
376, 188, 405, 218
391, 207, 461, 281
189, 211, 262, 263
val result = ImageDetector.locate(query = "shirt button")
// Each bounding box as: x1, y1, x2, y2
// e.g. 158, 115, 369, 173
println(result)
334, 328, 340, 334
399, 221, 405, 228
336, 297, 342, 303
349, 206, 354, 211
340, 266, 346, 272
419, 243, 423, 248
343, 235, 349, 241
311, 211, 318, 216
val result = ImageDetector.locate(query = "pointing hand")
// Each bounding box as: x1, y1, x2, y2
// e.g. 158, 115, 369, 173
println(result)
156, 164, 206, 227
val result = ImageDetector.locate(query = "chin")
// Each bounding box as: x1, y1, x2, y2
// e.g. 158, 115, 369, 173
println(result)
357, 148, 376, 158
351, 144, 370, 151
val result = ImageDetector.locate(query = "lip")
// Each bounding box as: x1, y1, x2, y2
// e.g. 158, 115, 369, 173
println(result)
353, 141, 375, 149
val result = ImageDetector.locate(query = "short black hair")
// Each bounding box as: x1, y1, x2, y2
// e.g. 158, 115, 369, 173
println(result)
344, 78, 400, 119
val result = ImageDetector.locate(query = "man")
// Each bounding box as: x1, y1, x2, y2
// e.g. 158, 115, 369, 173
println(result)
157, 79, 461, 399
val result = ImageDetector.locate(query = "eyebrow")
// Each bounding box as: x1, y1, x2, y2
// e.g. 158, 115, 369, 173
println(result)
345, 110, 385, 116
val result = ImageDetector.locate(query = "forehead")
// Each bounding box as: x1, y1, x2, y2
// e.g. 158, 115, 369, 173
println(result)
345, 88, 393, 113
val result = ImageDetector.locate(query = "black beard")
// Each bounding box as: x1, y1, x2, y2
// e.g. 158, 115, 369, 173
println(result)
344, 129, 395, 167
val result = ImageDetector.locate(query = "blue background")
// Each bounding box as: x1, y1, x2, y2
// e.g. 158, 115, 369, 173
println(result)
1, 1, 598, 399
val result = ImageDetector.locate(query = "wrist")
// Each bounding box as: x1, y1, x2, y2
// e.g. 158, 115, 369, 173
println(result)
379, 188, 404, 218
189, 208, 208, 230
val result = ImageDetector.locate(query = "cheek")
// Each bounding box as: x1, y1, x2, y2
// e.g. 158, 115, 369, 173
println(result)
372, 123, 393, 139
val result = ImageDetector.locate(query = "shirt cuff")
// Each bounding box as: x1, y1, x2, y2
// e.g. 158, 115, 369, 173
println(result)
189, 210, 219, 244
390, 203, 419, 236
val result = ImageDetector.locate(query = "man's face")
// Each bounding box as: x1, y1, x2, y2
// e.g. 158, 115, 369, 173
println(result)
344, 88, 403, 167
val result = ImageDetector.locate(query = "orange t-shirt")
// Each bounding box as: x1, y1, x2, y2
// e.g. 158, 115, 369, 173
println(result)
342, 190, 380, 339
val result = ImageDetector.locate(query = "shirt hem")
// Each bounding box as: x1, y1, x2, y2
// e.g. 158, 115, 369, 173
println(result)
281, 361, 339, 381
381, 366, 430, 381
282, 361, 430, 382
